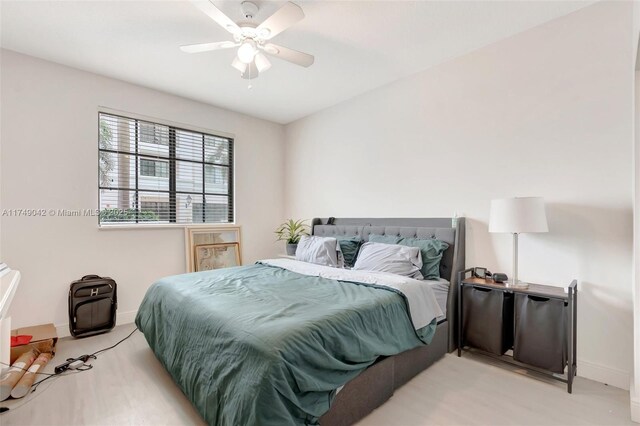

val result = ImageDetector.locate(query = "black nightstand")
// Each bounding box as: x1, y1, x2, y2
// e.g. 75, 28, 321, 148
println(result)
457, 268, 578, 393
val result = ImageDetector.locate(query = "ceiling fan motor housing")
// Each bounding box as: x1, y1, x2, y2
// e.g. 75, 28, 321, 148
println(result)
240, 2, 259, 19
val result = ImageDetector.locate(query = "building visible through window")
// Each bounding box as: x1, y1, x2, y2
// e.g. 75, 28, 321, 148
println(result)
98, 112, 233, 224
140, 159, 169, 178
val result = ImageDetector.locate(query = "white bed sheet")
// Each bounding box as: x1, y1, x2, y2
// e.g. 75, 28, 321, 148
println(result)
424, 278, 450, 322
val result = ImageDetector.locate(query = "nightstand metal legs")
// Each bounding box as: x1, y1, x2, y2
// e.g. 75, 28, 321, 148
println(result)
457, 269, 471, 358
567, 281, 577, 394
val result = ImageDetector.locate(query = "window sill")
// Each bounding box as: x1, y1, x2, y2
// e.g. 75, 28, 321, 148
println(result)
98, 223, 238, 231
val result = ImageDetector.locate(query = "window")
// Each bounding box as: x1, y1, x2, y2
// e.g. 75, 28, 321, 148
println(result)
98, 112, 234, 225
140, 159, 169, 178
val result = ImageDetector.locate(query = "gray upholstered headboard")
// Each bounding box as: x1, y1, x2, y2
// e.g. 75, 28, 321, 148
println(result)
311, 217, 466, 352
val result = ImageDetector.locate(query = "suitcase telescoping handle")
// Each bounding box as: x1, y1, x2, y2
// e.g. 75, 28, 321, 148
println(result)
81, 275, 102, 281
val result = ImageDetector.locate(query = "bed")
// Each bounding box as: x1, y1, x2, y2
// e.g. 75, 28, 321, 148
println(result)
136, 217, 465, 425
313, 218, 465, 425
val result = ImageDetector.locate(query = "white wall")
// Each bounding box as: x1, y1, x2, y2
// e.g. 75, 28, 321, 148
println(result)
632, 0, 640, 420
285, 1, 634, 389
0, 49, 285, 332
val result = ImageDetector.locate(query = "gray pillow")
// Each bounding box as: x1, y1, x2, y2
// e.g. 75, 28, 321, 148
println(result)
295, 235, 339, 267
352, 242, 423, 279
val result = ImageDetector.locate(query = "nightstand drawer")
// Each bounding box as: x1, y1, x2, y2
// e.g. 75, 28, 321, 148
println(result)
462, 285, 514, 355
514, 294, 568, 373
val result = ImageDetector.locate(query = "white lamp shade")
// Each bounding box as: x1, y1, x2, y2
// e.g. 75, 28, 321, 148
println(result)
489, 197, 548, 233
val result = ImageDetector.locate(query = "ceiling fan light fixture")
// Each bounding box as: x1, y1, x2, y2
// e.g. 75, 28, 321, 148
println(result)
254, 53, 271, 73
237, 39, 257, 63
231, 57, 247, 73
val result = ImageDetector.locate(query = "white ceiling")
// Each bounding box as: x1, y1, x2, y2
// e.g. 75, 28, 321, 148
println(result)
1, 0, 592, 124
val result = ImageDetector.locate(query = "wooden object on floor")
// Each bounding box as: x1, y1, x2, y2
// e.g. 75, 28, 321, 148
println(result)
0, 351, 35, 401
10, 352, 52, 398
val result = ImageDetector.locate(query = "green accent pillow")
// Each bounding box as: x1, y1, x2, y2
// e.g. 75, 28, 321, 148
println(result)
399, 237, 449, 280
336, 236, 362, 267
368, 234, 403, 244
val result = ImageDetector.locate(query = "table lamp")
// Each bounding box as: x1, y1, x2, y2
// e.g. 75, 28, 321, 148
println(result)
489, 197, 548, 288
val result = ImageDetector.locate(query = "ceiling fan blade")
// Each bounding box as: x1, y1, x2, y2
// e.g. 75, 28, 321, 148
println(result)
190, 0, 240, 35
180, 41, 237, 53
262, 43, 314, 67
256, 2, 304, 40
241, 61, 259, 80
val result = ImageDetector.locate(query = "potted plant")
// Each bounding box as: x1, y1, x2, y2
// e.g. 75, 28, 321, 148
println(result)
275, 219, 309, 255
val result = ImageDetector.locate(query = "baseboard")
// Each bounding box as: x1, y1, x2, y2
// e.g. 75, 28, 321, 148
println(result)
55, 310, 138, 339
577, 358, 630, 391
631, 380, 640, 423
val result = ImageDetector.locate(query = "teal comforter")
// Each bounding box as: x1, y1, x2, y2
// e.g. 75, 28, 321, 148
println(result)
135, 263, 437, 426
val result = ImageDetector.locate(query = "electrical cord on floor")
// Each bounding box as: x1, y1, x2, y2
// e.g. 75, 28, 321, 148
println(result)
89, 327, 138, 357
0, 369, 86, 414
0, 327, 139, 414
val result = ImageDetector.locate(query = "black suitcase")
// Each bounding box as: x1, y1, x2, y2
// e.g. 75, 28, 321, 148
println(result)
69, 275, 117, 338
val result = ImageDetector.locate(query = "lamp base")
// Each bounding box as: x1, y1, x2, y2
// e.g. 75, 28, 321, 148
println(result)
506, 280, 529, 289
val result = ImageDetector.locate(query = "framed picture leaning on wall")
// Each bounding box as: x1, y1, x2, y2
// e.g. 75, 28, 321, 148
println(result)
194, 243, 241, 272
185, 226, 242, 272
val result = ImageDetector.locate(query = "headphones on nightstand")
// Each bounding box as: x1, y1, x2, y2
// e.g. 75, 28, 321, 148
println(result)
473, 267, 508, 283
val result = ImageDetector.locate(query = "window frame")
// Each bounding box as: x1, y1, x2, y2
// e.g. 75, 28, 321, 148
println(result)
97, 109, 235, 228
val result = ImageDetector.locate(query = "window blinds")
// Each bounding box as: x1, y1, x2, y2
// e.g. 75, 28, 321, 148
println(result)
98, 112, 234, 225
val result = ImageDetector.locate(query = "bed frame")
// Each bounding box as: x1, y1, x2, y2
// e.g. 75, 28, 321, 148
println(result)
311, 217, 466, 426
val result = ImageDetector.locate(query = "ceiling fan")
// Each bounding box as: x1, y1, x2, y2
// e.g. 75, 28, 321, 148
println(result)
181, 0, 314, 80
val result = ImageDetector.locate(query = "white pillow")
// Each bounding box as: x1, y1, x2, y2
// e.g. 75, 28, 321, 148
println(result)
295, 235, 341, 267
352, 242, 423, 279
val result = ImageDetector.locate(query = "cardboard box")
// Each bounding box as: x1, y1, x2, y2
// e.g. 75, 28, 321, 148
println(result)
10, 323, 57, 364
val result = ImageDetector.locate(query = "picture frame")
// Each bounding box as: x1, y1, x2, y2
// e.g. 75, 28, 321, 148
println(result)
194, 242, 241, 272
185, 226, 242, 272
